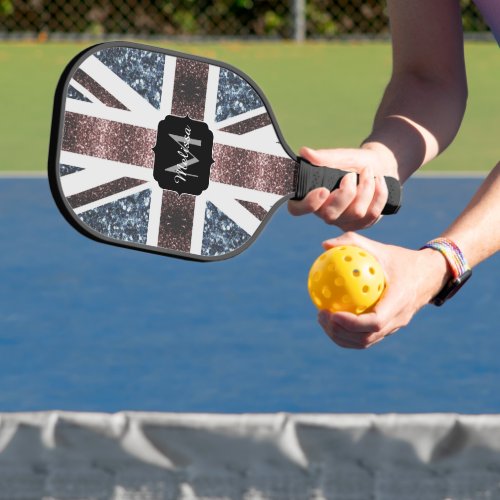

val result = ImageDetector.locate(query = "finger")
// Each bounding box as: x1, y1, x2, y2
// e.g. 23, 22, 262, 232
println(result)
315, 172, 357, 224
288, 188, 330, 216
321, 322, 365, 349
330, 318, 390, 349
364, 174, 389, 223
330, 336, 364, 349
330, 311, 385, 335
328, 327, 379, 349
322, 231, 370, 251
299, 147, 368, 170
342, 165, 376, 221
332, 291, 401, 339
319, 311, 371, 349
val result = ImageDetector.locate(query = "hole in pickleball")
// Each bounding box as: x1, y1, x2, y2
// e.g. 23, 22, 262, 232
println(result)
369, 267, 375, 275
334, 277, 344, 287
378, 284, 382, 291
356, 306, 366, 314
344, 256, 352, 262
342, 295, 351, 304
362, 285, 369, 293
313, 271, 321, 282
359, 251, 366, 257
327, 264, 335, 272
352, 269, 360, 277
322, 286, 332, 299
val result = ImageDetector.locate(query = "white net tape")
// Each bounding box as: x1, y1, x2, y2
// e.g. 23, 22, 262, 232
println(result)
0, 412, 499, 499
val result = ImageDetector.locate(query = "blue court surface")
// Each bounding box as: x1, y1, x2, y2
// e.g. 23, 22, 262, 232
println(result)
0, 176, 498, 413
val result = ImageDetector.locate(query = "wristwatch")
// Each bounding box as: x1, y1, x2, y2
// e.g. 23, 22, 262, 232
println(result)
421, 238, 472, 306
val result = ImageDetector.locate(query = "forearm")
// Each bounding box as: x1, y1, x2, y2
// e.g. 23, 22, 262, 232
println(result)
361, 0, 467, 183
441, 162, 500, 267
362, 72, 467, 183
418, 163, 500, 302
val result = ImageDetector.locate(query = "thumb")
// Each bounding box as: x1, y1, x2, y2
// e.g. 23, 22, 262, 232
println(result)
322, 231, 368, 250
299, 147, 364, 170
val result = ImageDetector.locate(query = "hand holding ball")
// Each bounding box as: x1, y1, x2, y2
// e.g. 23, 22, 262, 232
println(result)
308, 245, 385, 314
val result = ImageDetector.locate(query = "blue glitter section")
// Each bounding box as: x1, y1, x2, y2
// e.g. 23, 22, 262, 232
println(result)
78, 189, 151, 244
59, 164, 84, 176
202, 202, 250, 256
95, 47, 165, 109
215, 68, 264, 122
67, 85, 91, 102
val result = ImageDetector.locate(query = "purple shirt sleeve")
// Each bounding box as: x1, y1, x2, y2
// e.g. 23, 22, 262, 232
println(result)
473, 0, 500, 45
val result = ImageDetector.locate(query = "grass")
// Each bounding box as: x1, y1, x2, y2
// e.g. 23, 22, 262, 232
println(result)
0, 40, 497, 172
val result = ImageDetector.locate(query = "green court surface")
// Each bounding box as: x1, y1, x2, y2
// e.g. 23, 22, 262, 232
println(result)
0, 40, 497, 173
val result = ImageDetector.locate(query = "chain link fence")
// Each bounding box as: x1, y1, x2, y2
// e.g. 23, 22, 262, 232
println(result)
0, 0, 491, 39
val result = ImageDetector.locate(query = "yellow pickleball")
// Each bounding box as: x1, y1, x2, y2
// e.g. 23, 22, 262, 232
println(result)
308, 245, 385, 314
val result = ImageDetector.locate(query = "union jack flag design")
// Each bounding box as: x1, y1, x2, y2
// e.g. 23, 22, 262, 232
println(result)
57, 45, 298, 260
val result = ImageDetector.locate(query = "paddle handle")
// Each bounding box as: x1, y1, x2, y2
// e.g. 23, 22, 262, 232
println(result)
293, 158, 402, 215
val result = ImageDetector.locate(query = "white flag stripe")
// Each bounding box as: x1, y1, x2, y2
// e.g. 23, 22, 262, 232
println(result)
190, 190, 208, 255
213, 127, 291, 158
80, 55, 158, 116
59, 152, 154, 184
73, 182, 153, 215
208, 182, 281, 211
146, 185, 164, 246
65, 98, 160, 130
69, 79, 104, 105
158, 55, 177, 118
207, 194, 260, 236
214, 106, 267, 129
61, 168, 131, 197
204, 65, 220, 129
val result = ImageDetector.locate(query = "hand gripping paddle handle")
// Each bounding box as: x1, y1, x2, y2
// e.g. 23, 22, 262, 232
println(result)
293, 158, 402, 215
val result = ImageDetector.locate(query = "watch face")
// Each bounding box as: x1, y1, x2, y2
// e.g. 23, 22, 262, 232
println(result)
432, 269, 472, 306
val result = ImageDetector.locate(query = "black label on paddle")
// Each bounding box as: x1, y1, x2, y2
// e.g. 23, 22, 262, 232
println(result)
153, 115, 214, 196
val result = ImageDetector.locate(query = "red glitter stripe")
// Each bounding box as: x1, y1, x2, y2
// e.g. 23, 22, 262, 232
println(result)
62, 112, 156, 168
236, 200, 268, 221
73, 69, 129, 110
219, 113, 271, 135
211, 144, 296, 196
158, 190, 196, 252
171, 58, 209, 121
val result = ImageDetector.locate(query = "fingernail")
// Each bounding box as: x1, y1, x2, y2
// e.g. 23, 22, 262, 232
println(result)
319, 189, 329, 200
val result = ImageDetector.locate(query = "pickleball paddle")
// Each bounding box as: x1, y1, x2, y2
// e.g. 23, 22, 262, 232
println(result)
49, 41, 402, 261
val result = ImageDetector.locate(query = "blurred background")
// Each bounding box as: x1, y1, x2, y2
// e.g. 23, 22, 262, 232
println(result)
0, 0, 492, 40
0, 3, 499, 498
0, 1, 497, 176
0, 0, 498, 412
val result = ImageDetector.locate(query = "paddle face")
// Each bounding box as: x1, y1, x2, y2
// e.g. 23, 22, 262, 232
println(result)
49, 41, 298, 261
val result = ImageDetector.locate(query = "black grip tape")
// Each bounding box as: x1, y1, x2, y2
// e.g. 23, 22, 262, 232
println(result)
293, 158, 402, 215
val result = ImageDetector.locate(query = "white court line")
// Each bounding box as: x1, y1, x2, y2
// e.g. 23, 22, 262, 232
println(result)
0, 171, 48, 178
414, 170, 487, 178
0, 170, 489, 179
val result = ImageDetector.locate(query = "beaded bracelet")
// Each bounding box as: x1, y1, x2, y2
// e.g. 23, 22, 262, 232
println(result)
421, 238, 470, 278
420, 238, 472, 306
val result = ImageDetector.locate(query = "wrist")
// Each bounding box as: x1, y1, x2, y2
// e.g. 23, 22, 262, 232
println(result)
361, 141, 399, 178
417, 248, 453, 303
420, 238, 472, 306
